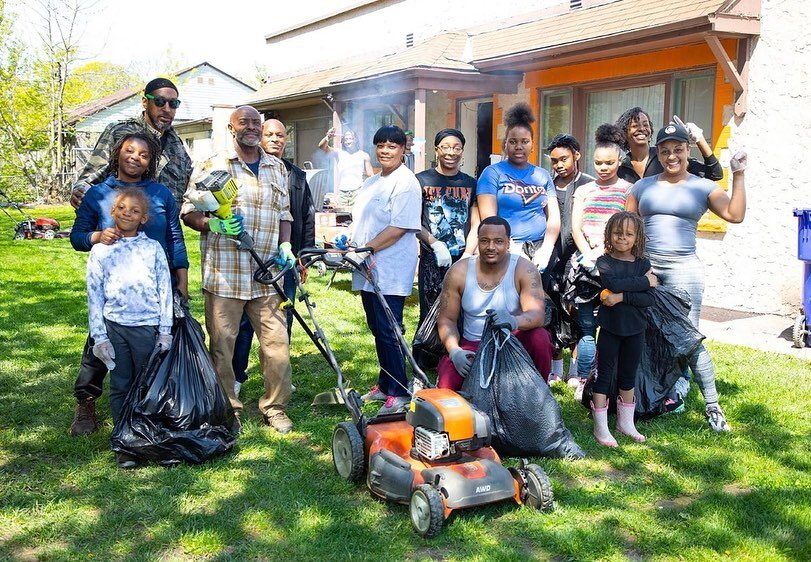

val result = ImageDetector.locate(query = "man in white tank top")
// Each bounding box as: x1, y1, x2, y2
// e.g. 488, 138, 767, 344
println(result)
318, 128, 373, 209
436, 216, 555, 390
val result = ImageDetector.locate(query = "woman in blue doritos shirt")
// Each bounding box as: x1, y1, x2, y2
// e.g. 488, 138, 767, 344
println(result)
477, 102, 560, 271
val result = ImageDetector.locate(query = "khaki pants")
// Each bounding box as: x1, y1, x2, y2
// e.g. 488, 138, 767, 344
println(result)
204, 290, 292, 417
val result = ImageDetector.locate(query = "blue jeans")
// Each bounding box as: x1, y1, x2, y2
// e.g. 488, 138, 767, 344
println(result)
360, 290, 408, 397
575, 299, 597, 379
232, 269, 297, 384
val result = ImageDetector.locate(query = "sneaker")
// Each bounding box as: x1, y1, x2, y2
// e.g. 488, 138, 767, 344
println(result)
70, 399, 99, 437
234, 381, 242, 398
706, 404, 731, 432
547, 374, 563, 385
573, 378, 586, 402
265, 411, 293, 434
116, 452, 140, 469
361, 384, 386, 402
664, 397, 685, 414
377, 395, 410, 416
567, 376, 581, 390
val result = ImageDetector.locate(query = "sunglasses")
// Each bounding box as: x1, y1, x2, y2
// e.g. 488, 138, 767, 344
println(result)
145, 93, 181, 109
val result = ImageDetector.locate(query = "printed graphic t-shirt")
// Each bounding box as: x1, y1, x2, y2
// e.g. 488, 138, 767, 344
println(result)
477, 160, 556, 242
416, 168, 477, 258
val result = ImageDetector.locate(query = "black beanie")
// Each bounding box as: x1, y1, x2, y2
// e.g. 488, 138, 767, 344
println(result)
144, 77, 178, 95
434, 128, 465, 147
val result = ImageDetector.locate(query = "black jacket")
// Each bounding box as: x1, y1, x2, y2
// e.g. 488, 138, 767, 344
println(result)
283, 159, 316, 253
618, 146, 723, 184
555, 171, 595, 261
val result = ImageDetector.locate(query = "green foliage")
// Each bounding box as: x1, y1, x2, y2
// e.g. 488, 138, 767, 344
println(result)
0, 205, 809, 561
64, 61, 140, 109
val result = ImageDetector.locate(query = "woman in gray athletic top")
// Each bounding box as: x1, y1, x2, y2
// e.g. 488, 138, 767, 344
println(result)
626, 121, 747, 432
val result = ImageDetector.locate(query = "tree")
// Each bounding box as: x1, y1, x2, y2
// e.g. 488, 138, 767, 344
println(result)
64, 61, 140, 108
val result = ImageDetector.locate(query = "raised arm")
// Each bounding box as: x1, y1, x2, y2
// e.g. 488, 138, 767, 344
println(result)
318, 128, 339, 155
707, 151, 747, 224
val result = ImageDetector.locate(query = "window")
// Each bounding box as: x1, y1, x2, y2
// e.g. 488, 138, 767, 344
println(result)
539, 69, 715, 176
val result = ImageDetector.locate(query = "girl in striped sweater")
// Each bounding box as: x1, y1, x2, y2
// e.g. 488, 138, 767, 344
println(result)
569, 124, 633, 395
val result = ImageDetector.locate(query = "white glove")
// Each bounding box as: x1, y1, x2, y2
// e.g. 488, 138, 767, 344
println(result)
449, 347, 475, 377
344, 250, 370, 266
156, 333, 173, 352
673, 115, 704, 144
532, 249, 551, 272
430, 240, 452, 268
729, 151, 747, 173
92, 339, 116, 371
488, 309, 518, 331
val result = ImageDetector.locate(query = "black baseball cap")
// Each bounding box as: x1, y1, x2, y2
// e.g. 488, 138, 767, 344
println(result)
656, 122, 690, 145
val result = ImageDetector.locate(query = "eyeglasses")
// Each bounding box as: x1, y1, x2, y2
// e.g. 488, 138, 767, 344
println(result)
436, 145, 463, 154
145, 93, 181, 109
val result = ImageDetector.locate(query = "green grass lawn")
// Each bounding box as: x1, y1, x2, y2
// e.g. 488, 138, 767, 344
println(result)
0, 205, 809, 561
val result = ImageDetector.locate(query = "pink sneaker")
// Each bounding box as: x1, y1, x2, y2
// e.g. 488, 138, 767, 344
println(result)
361, 385, 386, 402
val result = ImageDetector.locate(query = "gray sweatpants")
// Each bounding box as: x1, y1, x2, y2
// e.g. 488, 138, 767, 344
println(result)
648, 252, 719, 405
106, 320, 157, 425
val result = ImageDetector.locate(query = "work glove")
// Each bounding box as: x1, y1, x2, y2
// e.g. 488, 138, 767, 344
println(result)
449, 347, 475, 378
488, 309, 518, 332
430, 240, 452, 268
673, 115, 705, 144
532, 249, 551, 273
92, 339, 116, 371
729, 151, 748, 173
344, 250, 371, 266
209, 215, 244, 236
156, 333, 173, 352
333, 234, 349, 250
275, 241, 295, 267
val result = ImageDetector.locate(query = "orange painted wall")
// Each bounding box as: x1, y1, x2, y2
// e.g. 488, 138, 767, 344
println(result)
492, 40, 737, 166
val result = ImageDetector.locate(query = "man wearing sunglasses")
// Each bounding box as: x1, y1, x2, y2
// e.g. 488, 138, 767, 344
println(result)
68, 77, 193, 438
70, 77, 192, 210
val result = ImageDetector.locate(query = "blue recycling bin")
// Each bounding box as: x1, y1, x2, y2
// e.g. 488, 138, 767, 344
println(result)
792, 208, 811, 347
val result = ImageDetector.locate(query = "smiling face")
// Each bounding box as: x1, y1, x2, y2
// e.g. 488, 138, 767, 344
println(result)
549, 147, 579, 180
609, 218, 638, 257
342, 131, 356, 150
111, 195, 149, 236
626, 112, 652, 149
229, 106, 262, 149
376, 140, 404, 175
116, 138, 152, 182
657, 140, 690, 177
593, 146, 620, 183
477, 223, 510, 266
435, 135, 463, 173
262, 119, 287, 158
142, 87, 178, 132
505, 125, 533, 167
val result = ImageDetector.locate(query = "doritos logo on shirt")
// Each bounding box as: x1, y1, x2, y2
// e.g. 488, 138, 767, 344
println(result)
501, 176, 548, 206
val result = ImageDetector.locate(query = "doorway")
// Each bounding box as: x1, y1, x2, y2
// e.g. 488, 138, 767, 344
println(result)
457, 97, 493, 178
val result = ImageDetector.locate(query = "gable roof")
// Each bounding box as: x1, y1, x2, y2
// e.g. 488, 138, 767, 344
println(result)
67, 61, 255, 124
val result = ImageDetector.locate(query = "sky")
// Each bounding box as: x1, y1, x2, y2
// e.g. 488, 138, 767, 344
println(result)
12, 0, 357, 83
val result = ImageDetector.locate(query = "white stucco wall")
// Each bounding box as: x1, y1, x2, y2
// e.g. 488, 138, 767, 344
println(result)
264, 0, 560, 76
699, 0, 811, 315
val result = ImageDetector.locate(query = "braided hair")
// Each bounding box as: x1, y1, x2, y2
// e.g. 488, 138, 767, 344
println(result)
615, 107, 652, 151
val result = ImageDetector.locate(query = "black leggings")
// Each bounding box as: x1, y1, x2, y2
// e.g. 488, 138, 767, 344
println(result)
594, 330, 644, 395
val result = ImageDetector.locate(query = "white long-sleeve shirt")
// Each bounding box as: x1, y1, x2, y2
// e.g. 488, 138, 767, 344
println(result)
86, 233, 173, 342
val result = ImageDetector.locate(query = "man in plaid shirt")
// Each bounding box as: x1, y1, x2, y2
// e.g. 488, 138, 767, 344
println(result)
181, 106, 295, 434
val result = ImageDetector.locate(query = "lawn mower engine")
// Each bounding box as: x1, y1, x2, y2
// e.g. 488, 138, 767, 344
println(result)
408, 388, 491, 461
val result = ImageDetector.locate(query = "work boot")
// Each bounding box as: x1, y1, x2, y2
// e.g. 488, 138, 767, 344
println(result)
615, 395, 646, 443
70, 399, 99, 437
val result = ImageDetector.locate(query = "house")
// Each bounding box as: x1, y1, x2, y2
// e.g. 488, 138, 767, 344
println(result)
68, 62, 256, 165
249, 0, 810, 318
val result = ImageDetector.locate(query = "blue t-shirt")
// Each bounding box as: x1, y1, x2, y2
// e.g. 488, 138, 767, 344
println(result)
70, 176, 189, 270
630, 174, 717, 256
477, 161, 556, 242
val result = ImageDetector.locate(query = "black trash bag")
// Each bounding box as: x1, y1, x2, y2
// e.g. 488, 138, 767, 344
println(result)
413, 296, 444, 371
461, 317, 585, 459
544, 264, 582, 350
579, 286, 704, 419
111, 301, 237, 464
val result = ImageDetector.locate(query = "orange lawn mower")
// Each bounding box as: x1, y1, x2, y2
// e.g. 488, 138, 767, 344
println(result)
296, 247, 555, 538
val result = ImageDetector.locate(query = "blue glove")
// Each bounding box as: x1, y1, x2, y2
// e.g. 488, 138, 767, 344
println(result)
333, 234, 349, 251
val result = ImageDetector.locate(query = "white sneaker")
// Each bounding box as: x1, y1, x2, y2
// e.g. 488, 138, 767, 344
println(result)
573, 379, 587, 402
377, 395, 410, 415
234, 381, 242, 398
547, 374, 563, 384
706, 404, 732, 432
361, 385, 386, 402
567, 377, 581, 390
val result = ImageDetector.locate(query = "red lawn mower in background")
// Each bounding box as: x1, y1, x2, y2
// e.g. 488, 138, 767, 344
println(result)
0, 189, 64, 240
